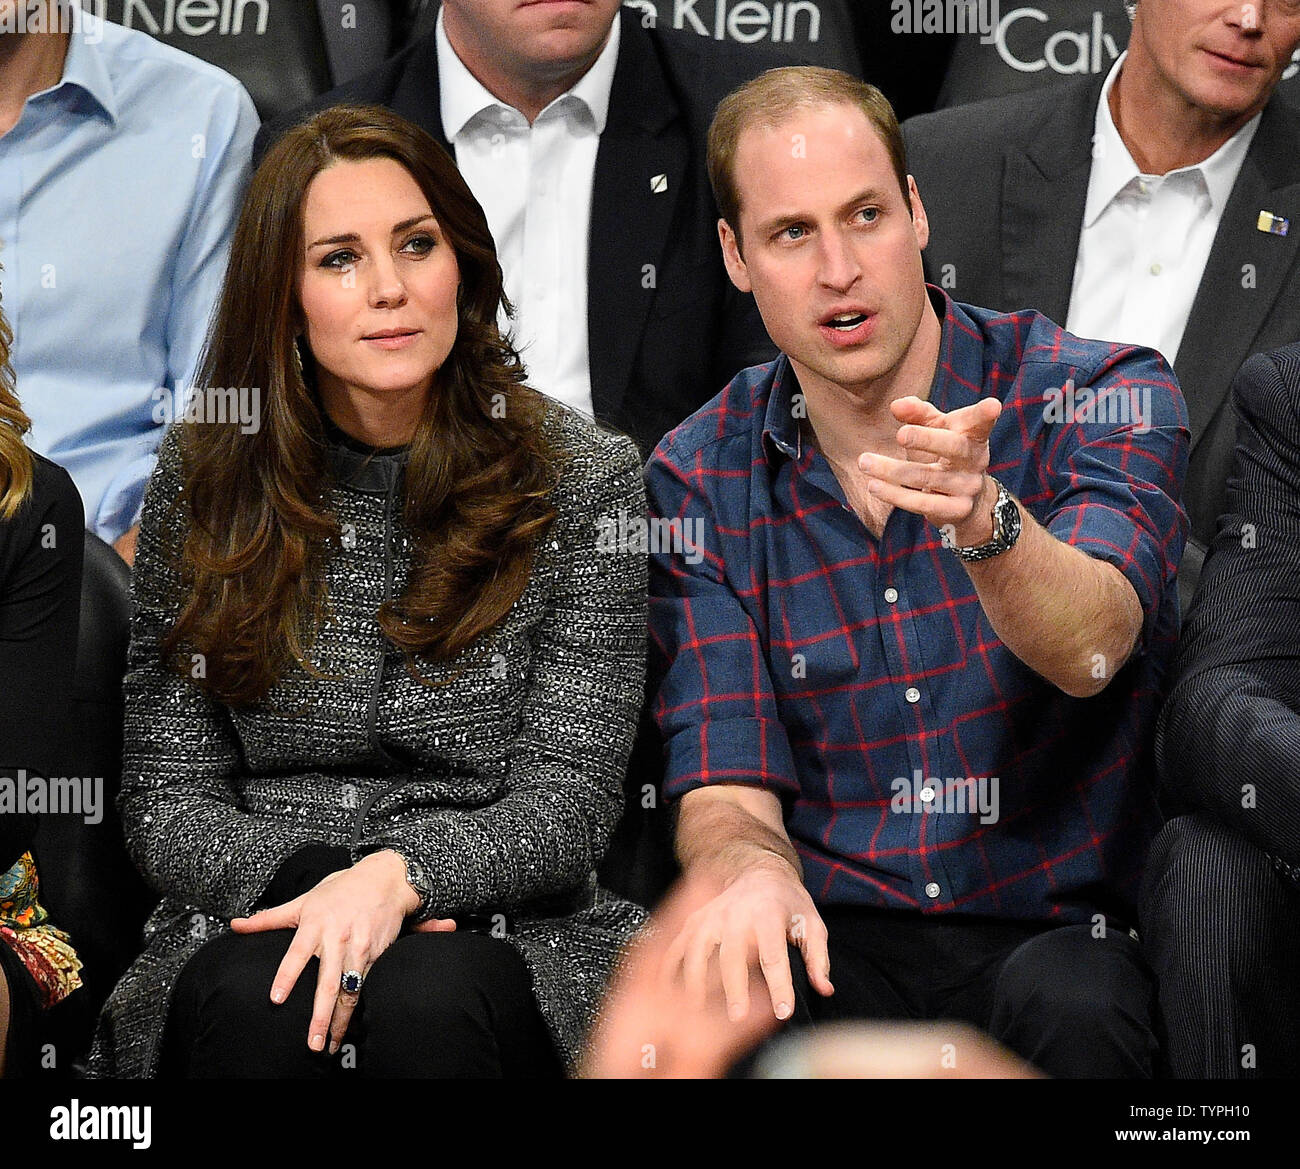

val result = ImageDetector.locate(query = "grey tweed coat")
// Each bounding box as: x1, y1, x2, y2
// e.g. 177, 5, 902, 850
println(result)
87, 401, 649, 1077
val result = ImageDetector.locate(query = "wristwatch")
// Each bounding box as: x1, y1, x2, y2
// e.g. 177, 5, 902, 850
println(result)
947, 478, 1022, 563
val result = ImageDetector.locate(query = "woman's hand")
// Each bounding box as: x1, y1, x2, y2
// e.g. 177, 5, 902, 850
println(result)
230, 849, 447, 1055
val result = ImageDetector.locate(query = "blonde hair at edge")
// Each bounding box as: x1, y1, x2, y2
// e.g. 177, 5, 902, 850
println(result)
0, 269, 35, 520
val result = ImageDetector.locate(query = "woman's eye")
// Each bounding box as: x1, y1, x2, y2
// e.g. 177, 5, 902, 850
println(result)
402, 234, 436, 255
321, 249, 357, 270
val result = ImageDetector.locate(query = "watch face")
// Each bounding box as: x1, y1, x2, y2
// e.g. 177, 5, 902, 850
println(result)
998, 493, 1022, 544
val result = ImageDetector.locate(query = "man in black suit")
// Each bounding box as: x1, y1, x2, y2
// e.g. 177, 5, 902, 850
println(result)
1140, 343, 1300, 1077
901, 0, 1300, 608
255, 0, 776, 458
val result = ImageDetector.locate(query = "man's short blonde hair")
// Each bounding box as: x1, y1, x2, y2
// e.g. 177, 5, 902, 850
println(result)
707, 67, 911, 254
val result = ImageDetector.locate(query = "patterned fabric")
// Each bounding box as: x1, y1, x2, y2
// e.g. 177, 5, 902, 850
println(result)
646, 287, 1189, 926
87, 398, 648, 1078
0, 850, 83, 1009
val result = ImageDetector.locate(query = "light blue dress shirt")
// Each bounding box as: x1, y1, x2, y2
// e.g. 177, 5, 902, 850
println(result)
0, 5, 259, 543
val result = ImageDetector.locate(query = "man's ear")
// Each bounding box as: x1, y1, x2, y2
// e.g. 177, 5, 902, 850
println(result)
717, 218, 752, 294
908, 175, 930, 251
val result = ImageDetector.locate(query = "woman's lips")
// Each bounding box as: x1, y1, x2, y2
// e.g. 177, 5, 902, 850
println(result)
363, 331, 421, 350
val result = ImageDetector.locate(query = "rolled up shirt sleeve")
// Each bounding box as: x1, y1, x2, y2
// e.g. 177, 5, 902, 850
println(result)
645, 441, 800, 803
1040, 345, 1190, 653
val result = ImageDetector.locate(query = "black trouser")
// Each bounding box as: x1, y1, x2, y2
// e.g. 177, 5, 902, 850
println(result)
1141, 813, 1300, 1078
782, 904, 1158, 1078
160, 928, 564, 1078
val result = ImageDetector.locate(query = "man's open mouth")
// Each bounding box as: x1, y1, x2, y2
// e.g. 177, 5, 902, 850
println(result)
825, 312, 869, 331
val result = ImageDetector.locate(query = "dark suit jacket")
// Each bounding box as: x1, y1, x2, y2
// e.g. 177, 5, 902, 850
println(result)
902, 76, 1300, 608
254, 8, 777, 458
1153, 344, 1300, 869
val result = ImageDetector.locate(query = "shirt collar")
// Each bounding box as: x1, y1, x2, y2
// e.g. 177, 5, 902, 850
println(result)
1085, 50, 1260, 226
437, 5, 620, 139
45, 2, 119, 125
763, 286, 977, 466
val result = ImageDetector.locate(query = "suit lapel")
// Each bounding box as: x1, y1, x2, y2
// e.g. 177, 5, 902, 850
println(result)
588, 14, 688, 424
1176, 102, 1300, 450
1000, 77, 1103, 325
391, 37, 453, 153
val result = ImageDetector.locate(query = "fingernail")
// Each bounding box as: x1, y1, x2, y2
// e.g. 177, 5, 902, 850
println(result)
328, 1039, 339, 1056
271, 988, 285, 1004
311, 1034, 325, 1051
776, 1001, 792, 1020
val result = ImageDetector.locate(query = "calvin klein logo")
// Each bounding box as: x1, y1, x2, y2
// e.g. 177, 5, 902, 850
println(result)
661, 1, 824, 46
109, 0, 270, 36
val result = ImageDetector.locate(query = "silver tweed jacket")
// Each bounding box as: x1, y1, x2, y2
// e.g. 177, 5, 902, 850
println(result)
87, 401, 649, 1077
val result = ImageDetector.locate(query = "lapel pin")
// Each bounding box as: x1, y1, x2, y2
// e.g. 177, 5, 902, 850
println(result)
1257, 210, 1290, 236
650, 173, 668, 195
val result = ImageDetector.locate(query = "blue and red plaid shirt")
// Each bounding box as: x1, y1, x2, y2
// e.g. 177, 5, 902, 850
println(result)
645, 288, 1189, 926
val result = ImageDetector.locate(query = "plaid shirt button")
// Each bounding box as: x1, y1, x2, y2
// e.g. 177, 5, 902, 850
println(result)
904, 687, 921, 703
884, 587, 899, 603
925, 882, 941, 899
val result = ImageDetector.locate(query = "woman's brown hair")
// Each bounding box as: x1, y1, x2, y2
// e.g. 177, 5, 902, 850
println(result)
161, 104, 564, 706
0, 278, 35, 521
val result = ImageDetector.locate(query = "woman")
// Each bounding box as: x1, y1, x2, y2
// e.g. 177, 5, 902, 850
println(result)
0, 292, 84, 1078
87, 104, 648, 1078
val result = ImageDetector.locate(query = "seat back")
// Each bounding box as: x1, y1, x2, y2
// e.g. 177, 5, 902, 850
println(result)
33, 531, 153, 1075
90, 0, 334, 119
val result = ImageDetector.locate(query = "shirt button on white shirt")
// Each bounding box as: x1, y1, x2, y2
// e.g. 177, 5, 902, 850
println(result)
905, 686, 921, 704
884, 587, 899, 604
925, 882, 941, 899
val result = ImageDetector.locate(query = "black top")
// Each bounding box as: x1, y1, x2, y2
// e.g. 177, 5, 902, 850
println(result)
0, 452, 84, 869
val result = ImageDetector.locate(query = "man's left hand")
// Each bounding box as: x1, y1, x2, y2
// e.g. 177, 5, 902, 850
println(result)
859, 396, 1002, 546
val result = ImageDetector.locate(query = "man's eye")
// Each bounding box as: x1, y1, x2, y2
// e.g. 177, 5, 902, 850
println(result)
782, 225, 807, 241
858, 208, 880, 224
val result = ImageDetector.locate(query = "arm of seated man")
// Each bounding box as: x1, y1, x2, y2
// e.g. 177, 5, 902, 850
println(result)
668, 784, 834, 1023
863, 388, 1172, 699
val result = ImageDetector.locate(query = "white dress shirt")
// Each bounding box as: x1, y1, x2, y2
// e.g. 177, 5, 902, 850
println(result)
437, 8, 621, 419
1066, 52, 1260, 368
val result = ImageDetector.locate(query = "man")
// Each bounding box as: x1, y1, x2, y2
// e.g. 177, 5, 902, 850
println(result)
255, 0, 777, 458
1142, 343, 1300, 1077
0, 0, 258, 563
903, 0, 1300, 608
644, 66, 1188, 1077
